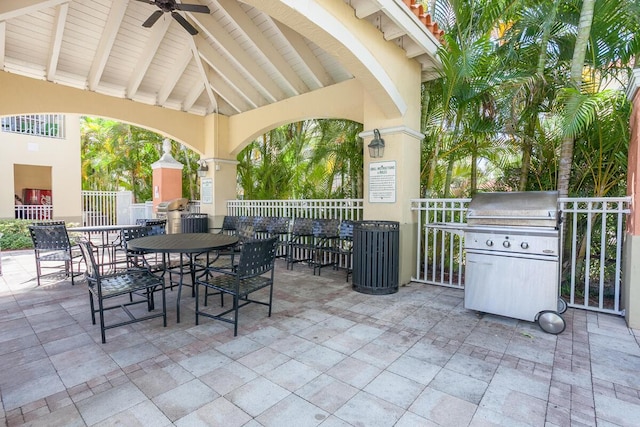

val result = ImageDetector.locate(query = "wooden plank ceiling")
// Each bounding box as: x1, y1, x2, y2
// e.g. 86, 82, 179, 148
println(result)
0, 0, 441, 117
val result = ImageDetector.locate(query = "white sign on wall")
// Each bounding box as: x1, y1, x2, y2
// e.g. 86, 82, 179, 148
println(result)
369, 161, 396, 203
201, 178, 213, 204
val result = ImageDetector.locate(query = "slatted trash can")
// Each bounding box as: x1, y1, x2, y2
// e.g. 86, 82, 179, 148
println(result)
352, 221, 399, 295
181, 214, 209, 233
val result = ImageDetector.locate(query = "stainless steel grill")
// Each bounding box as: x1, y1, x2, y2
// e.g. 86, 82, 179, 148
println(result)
463, 191, 566, 334
156, 198, 188, 234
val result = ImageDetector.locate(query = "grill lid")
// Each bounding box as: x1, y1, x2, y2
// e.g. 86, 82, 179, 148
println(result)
157, 198, 188, 212
467, 191, 559, 228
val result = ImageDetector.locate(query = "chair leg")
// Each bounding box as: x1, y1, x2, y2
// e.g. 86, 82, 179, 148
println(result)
195, 280, 200, 326
98, 298, 106, 344
35, 259, 42, 287
89, 292, 96, 324
233, 295, 239, 336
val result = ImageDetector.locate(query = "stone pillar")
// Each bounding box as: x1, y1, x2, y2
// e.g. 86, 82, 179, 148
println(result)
623, 68, 640, 328
151, 139, 184, 213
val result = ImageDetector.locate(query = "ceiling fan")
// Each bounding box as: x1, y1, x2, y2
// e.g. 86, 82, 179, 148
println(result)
136, 0, 210, 35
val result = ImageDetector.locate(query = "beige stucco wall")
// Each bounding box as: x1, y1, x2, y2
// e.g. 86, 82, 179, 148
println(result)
0, 114, 82, 222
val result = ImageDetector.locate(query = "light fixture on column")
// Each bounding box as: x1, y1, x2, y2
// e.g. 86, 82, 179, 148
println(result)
368, 129, 385, 158
197, 160, 209, 177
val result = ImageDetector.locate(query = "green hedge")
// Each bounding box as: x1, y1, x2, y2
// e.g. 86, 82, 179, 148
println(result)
0, 219, 34, 251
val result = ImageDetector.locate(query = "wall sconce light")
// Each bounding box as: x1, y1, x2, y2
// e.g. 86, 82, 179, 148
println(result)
368, 129, 385, 158
197, 160, 209, 177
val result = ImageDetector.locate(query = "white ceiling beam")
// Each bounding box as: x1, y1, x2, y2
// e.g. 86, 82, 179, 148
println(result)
273, 21, 333, 89
194, 37, 264, 109
88, 0, 129, 91
187, 36, 217, 114
0, 22, 5, 70
215, 0, 308, 96
183, 81, 204, 112
350, 0, 382, 19
369, 0, 440, 59
46, 2, 68, 82
126, 16, 171, 98
157, 47, 192, 105
205, 67, 248, 115
189, 12, 283, 103
0, 0, 67, 21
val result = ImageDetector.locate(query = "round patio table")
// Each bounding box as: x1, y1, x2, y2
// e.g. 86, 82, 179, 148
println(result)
127, 233, 238, 322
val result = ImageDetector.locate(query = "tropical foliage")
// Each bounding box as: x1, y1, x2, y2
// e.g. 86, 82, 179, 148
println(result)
420, 0, 638, 198
237, 120, 363, 200
80, 117, 201, 202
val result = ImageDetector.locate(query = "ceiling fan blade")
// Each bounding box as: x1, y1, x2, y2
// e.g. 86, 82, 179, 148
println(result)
171, 11, 198, 35
142, 10, 164, 28
175, 4, 210, 14
134, 0, 155, 4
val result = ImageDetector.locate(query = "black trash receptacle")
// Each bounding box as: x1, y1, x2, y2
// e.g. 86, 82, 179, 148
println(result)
181, 214, 209, 233
352, 220, 399, 295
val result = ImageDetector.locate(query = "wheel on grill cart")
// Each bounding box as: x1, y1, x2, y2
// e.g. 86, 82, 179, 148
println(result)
536, 310, 565, 334
557, 297, 567, 314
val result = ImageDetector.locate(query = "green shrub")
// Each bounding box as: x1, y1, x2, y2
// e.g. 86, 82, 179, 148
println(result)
0, 219, 34, 251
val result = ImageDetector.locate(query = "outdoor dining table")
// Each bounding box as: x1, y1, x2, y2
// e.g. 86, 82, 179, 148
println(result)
69, 224, 144, 273
126, 233, 238, 323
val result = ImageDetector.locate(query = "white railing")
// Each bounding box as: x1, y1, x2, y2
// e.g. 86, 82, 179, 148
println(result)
1, 114, 66, 139
559, 197, 631, 315
411, 196, 631, 315
82, 190, 118, 226
411, 198, 470, 290
14, 205, 53, 221
130, 201, 155, 224
227, 199, 364, 221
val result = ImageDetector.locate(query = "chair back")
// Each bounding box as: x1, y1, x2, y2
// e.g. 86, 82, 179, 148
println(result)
313, 219, 340, 238
121, 226, 151, 252
267, 217, 290, 235
220, 215, 238, 234
339, 220, 355, 240
136, 219, 166, 235
291, 217, 314, 236
77, 240, 99, 282
29, 224, 73, 251
237, 237, 278, 279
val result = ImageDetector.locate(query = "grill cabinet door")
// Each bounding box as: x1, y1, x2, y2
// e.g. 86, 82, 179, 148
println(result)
464, 251, 558, 322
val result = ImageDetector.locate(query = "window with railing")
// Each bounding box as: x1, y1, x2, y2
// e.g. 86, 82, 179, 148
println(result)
1, 114, 66, 139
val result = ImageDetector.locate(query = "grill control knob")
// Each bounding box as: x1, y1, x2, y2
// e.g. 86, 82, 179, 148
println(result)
502, 240, 511, 248
521, 242, 529, 249
486, 240, 493, 247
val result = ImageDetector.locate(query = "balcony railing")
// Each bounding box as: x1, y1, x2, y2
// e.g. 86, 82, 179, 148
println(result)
1, 114, 66, 139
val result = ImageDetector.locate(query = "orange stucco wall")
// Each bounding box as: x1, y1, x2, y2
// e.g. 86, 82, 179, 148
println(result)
152, 168, 183, 212
627, 91, 640, 235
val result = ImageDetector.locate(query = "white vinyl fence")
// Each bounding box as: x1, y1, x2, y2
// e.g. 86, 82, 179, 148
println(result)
411, 197, 631, 315
227, 199, 363, 221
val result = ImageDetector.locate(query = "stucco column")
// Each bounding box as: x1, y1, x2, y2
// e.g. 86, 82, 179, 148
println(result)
151, 139, 184, 213
361, 126, 423, 286
623, 68, 640, 328
197, 158, 239, 229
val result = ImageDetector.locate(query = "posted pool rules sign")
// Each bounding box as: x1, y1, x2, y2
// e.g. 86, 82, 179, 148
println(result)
369, 161, 396, 203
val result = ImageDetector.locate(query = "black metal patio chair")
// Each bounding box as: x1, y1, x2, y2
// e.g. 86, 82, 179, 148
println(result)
28, 223, 83, 286
77, 240, 167, 343
195, 236, 278, 336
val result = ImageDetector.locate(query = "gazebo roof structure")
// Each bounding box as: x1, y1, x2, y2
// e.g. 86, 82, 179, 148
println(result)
1, 0, 442, 118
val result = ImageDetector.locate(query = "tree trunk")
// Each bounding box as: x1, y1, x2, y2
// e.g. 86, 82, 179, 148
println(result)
557, 0, 595, 198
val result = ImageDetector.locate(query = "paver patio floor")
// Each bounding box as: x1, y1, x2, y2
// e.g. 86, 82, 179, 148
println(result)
1, 249, 640, 426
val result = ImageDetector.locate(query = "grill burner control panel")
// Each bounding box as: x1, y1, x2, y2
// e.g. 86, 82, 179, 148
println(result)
464, 227, 558, 257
